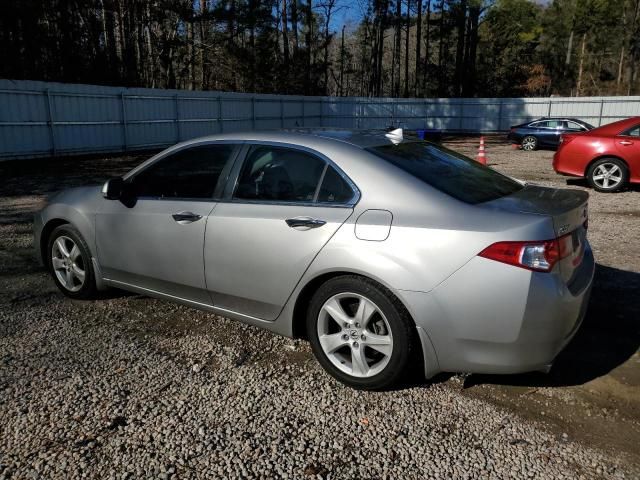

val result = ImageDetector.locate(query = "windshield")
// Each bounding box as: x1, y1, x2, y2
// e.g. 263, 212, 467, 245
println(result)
368, 142, 524, 204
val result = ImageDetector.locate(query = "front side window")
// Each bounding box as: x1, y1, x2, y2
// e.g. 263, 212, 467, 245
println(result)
368, 142, 523, 204
132, 144, 236, 199
234, 146, 326, 202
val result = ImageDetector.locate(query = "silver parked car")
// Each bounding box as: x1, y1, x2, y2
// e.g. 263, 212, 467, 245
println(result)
34, 129, 594, 390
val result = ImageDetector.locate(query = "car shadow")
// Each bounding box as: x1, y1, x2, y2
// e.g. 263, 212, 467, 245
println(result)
566, 177, 640, 192
461, 263, 640, 389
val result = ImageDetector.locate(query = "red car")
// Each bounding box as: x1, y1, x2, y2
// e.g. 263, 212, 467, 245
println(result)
553, 116, 640, 192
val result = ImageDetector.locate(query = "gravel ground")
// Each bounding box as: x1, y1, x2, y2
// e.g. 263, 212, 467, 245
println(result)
0, 137, 638, 479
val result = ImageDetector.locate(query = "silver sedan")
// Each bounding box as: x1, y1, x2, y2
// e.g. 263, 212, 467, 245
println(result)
34, 130, 594, 390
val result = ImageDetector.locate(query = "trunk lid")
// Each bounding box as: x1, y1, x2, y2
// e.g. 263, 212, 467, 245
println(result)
485, 184, 589, 283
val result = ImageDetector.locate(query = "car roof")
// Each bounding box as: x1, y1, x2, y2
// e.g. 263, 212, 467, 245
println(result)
529, 117, 587, 123
177, 128, 419, 149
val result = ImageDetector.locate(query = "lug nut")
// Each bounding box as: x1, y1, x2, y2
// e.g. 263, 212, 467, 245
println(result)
344, 322, 349, 328
355, 322, 360, 327
342, 334, 349, 341
353, 342, 359, 348
361, 334, 366, 341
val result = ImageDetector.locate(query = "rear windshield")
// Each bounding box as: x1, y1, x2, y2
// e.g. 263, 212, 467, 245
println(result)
368, 142, 523, 204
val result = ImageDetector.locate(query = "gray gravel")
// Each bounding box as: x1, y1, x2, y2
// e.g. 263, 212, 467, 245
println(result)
1, 141, 639, 479
1, 296, 633, 479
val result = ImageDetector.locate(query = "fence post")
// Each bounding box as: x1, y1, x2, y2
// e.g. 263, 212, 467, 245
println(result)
497, 100, 503, 132
280, 98, 284, 128
120, 92, 128, 151
301, 97, 305, 127
45, 89, 57, 156
458, 101, 464, 132
598, 99, 605, 126
218, 96, 223, 133
251, 96, 256, 130
547, 99, 552, 117
320, 98, 325, 127
174, 94, 180, 142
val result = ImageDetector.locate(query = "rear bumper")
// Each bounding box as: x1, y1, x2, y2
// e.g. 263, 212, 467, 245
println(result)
399, 245, 595, 376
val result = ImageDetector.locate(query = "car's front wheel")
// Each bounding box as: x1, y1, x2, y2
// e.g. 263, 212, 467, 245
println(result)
521, 135, 538, 151
47, 224, 98, 299
306, 275, 416, 390
586, 158, 629, 192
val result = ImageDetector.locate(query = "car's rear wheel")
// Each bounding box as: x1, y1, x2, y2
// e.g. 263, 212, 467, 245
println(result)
521, 135, 538, 151
587, 158, 629, 192
306, 275, 416, 390
47, 224, 98, 299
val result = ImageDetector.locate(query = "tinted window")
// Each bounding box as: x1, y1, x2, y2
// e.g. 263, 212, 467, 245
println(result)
567, 121, 585, 130
234, 146, 325, 202
543, 120, 563, 128
132, 144, 235, 199
318, 166, 354, 203
622, 125, 640, 137
368, 142, 523, 204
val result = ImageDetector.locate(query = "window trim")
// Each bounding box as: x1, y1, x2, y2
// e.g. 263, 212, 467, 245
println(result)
122, 140, 242, 202
223, 141, 360, 208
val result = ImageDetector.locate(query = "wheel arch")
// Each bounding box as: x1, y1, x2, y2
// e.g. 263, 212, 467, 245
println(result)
40, 218, 70, 267
290, 270, 440, 379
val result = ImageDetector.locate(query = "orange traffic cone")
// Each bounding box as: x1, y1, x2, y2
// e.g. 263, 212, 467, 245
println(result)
476, 136, 487, 165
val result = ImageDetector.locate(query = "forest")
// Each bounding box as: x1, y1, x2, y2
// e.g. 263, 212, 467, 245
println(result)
1, 0, 639, 98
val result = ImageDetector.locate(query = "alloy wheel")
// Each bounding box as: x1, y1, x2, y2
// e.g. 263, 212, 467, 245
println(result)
591, 163, 623, 189
51, 236, 86, 292
317, 292, 393, 378
522, 136, 537, 151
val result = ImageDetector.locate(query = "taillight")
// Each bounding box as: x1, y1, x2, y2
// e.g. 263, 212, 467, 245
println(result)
478, 234, 572, 272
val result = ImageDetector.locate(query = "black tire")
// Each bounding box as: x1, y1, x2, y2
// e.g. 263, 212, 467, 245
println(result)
521, 135, 538, 151
306, 275, 417, 390
586, 157, 629, 193
47, 224, 98, 299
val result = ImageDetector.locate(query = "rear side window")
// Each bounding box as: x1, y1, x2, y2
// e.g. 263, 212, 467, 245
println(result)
318, 167, 354, 203
622, 125, 640, 137
234, 146, 325, 202
368, 142, 523, 204
132, 144, 236, 199
543, 120, 563, 128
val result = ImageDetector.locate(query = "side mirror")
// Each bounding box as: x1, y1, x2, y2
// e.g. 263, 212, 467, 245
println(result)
102, 177, 124, 200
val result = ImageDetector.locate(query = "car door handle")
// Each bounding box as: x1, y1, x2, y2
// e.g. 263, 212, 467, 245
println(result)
619, 140, 634, 146
285, 217, 327, 229
172, 211, 202, 223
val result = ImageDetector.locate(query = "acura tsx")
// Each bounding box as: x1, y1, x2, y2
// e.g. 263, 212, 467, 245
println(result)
35, 129, 594, 389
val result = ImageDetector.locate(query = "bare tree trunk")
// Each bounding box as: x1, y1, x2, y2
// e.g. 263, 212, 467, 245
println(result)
291, 0, 299, 53
199, 0, 207, 90
282, 0, 290, 73
617, 46, 625, 90
305, 0, 312, 94
394, 0, 401, 96
423, 0, 431, 92
576, 33, 586, 96
454, 0, 467, 97
404, 0, 410, 97
437, 0, 445, 95
415, 0, 422, 96
565, 29, 574, 66
339, 24, 345, 96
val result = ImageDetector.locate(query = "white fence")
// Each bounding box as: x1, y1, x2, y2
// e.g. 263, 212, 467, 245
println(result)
1, 79, 639, 160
